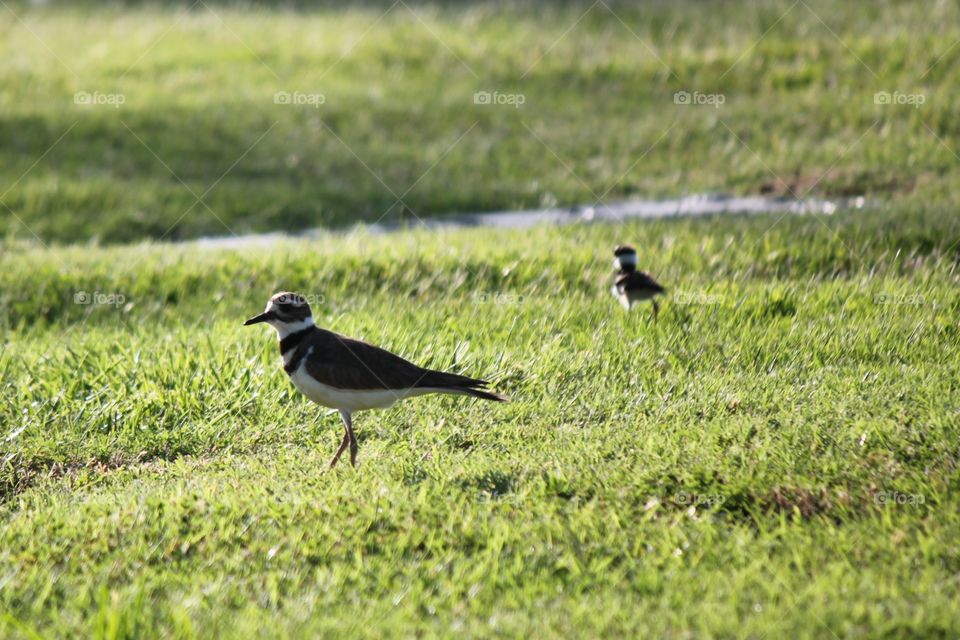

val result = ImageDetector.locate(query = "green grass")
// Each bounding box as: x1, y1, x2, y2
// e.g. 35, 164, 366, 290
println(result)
2, 0, 960, 243
3, 0, 960, 636
2, 203, 960, 637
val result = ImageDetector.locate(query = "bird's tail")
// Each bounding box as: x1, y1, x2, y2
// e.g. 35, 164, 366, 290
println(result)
417, 370, 509, 402
458, 386, 509, 402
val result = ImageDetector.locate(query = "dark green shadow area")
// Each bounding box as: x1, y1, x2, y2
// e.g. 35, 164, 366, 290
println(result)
1, 0, 957, 243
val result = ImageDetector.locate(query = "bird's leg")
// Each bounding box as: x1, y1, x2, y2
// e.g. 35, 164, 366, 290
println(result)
340, 409, 359, 467
329, 425, 350, 469
652, 299, 659, 323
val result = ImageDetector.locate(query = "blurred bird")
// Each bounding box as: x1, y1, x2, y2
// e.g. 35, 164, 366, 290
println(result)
610, 244, 665, 321
245, 292, 506, 468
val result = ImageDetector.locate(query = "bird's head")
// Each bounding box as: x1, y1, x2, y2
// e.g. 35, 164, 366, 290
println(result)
244, 291, 314, 337
613, 244, 637, 272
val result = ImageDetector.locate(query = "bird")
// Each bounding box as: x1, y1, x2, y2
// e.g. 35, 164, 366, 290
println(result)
610, 244, 665, 320
244, 292, 506, 468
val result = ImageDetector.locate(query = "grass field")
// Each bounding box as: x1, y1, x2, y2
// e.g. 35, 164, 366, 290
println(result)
3, 204, 960, 637
1, 0, 959, 243
3, 0, 960, 637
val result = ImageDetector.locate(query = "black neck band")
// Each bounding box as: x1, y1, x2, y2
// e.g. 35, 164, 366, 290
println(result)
279, 326, 313, 354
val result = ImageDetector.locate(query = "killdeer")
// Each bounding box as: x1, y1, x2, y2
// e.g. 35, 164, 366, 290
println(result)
245, 292, 506, 468
611, 244, 665, 320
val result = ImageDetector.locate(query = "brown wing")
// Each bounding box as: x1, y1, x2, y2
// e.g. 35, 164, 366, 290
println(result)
300, 329, 505, 401
618, 271, 665, 294
303, 331, 431, 390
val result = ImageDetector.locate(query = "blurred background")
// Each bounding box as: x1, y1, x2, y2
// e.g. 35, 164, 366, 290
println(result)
2, 0, 956, 244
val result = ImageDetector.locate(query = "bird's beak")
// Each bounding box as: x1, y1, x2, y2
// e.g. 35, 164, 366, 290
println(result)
243, 312, 273, 326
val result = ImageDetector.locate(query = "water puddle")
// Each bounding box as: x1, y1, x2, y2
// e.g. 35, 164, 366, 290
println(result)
193, 193, 866, 249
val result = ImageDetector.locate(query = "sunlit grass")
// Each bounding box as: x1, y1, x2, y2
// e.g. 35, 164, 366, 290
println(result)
2, 204, 959, 636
